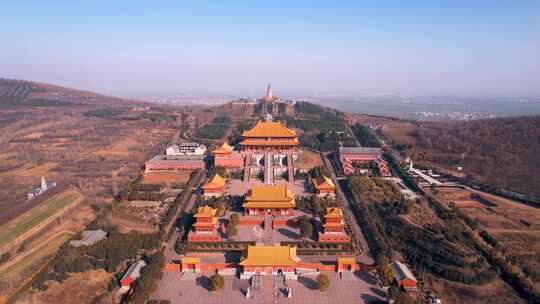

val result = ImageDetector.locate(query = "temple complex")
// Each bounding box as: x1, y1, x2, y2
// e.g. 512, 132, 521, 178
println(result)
339, 147, 391, 176
187, 206, 221, 242
319, 207, 351, 243
312, 175, 337, 197
201, 174, 225, 198
239, 244, 301, 279
212, 142, 244, 169
240, 121, 299, 153
242, 184, 295, 216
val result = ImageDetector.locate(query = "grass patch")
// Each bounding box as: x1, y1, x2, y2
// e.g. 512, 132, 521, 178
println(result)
0, 191, 82, 246
0, 232, 73, 279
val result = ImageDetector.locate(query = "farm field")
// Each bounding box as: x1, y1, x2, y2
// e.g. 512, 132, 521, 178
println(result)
0, 231, 73, 281
0, 190, 83, 247
142, 170, 192, 184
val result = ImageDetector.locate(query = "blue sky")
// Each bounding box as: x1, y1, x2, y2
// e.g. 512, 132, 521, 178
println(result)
1, 0, 539, 97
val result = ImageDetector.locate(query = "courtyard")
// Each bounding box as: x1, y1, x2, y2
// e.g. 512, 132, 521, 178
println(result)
151, 271, 386, 304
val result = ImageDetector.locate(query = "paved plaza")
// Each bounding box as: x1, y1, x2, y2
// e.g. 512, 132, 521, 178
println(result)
151, 271, 386, 304
225, 180, 309, 197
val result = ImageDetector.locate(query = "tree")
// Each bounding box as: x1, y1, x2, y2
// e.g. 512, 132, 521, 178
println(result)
227, 224, 238, 236
210, 273, 224, 292
216, 201, 226, 217
230, 213, 240, 226
299, 216, 313, 239
316, 274, 330, 292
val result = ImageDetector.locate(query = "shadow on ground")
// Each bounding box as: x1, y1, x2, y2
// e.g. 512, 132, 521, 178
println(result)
298, 276, 318, 290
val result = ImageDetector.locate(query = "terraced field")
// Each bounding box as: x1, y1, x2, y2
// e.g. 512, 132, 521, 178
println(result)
0, 231, 73, 280
0, 190, 83, 247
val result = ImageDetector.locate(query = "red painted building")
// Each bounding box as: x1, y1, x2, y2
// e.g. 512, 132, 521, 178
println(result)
212, 142, 244, 169
319, 207, 351, 243
240, 121, 299, 153
145, 154, 205, 172
188, 206, 222, 242
242, 184, 295, 216
339, 147, 391, 176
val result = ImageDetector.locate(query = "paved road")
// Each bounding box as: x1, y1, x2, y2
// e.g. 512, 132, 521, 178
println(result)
321, 153, 374, 265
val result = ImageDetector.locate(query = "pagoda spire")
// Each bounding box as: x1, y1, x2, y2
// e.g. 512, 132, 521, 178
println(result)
265, 82, 272, 99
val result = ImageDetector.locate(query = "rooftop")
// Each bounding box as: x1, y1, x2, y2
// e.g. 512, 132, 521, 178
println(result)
202, 174, 226, 190
243, 184, 295, 208
325, 207, 344, 219
147, 154, 205, 162
194, 205, 218, 218
312, 175, 336, 190
241, 121, 297, 138
121, 260, 147, 281
339, 147, 383, 155
390, 261, 417, 282
212, 142, 234, 154
239, 244, 300, 266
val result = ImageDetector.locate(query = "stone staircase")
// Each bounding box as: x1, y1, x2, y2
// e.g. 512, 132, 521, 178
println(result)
264, 153, 273, 184
287, 153, 294, 182
243, 153, 251, 182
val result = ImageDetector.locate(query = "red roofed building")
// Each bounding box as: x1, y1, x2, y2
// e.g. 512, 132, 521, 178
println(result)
312, 175, 336, 197
201, 174, 225, 198
120, 260, 147, 289
319, 207, 350, 243
212, 142, 244, 169
188, 206, 222, 242
339, 147, 391, 176
240, 121, 299, 153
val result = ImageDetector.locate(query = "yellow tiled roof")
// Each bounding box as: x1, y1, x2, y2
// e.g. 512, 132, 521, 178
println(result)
239, 245, 300, 266
325, 207, 343, 219
212, 142, 234, 154
240, 139, 299, 146
194, 205, 217, 218
337, 257, 356, 265
312, 175, 336, 190
202, 174, 225, 190
182, 257, 201, 264
241, 121, 297, 138
242, 184, 295, 208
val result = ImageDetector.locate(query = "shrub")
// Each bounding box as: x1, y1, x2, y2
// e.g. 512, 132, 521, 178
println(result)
210, 274, 225, 292
316, 274, 330, 292
230, 214, 240, 226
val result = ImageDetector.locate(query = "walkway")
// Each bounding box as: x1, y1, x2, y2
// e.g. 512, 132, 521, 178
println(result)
322, 152, 374, 265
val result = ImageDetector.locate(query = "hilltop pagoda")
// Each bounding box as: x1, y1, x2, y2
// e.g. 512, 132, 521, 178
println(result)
319, 207, 350, 243
240, 121, 299, 153
242, 184, 295, 216
188, 206, 221, 242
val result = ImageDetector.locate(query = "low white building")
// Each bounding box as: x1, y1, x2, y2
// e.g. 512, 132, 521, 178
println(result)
120, 260, 147, 289
69, 229, 108, 247
27, 177, 56, 199
165, 142, 207, 156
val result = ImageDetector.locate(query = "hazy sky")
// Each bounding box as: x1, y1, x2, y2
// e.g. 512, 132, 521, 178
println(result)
1, 1, 539, 97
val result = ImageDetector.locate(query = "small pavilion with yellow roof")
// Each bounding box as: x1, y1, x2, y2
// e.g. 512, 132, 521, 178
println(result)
212, 142, 244, 169
201, 174, 226, 198
239, 244, 301, 279
319, 207, 351, 243
187, 206, 222, 242
312, 175, 337, 197
240, 121, 299, 153
242, 184, 295, 216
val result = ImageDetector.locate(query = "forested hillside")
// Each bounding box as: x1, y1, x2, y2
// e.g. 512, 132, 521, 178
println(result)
384, 116, 540, 199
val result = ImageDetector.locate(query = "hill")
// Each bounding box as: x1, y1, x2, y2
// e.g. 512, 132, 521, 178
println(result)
0, 78, 141, 107
359, 115, 540, 200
